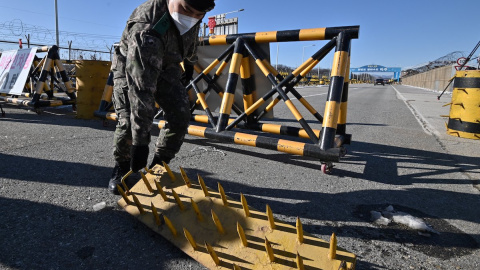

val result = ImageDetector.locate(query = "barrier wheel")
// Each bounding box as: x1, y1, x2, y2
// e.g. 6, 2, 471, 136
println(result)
340, 147, 347, 157
34, 108, 43, 115
321, 162, 333, 174
72, 104, 77, 112
1, 112, 5, 117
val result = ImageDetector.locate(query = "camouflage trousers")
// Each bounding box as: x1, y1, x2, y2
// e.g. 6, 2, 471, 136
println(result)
111, 50, 191, 163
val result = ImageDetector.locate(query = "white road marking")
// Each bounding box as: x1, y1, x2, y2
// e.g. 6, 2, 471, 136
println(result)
391, 85, 439, 136
291, 93, 327, 100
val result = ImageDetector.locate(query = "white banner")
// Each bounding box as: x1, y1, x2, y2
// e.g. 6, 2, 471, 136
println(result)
0, 48, 37, 95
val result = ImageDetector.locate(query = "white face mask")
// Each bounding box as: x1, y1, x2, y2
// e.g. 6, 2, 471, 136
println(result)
170, 12, 199, 35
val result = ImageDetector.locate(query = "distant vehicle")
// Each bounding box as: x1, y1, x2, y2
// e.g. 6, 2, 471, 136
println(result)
374, 79, 384, 86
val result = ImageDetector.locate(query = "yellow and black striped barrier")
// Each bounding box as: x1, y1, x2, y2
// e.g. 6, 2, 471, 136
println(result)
1, 45, 76, 113
96, 25, 359, 173
446, 70, 480, 140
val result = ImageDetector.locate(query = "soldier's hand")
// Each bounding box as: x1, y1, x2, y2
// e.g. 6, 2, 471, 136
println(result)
130, 145, 149, 172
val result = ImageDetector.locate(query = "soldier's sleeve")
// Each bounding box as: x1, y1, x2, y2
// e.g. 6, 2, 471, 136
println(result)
183, 24, 200, 66
125, 25, 165, 146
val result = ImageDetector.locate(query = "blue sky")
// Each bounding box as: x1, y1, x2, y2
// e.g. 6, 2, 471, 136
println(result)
0, 0, 479, 69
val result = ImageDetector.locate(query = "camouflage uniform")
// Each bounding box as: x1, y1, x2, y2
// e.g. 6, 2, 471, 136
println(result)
112, 0, 199, 163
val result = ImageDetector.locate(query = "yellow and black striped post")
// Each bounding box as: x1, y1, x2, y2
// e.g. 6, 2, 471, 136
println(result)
216, 38, 245, 132
190, 81, 217, 129
240, 51, 257, 123
97, 71, 114, 112
320, 32, 351, 150
336, 45, 351, 136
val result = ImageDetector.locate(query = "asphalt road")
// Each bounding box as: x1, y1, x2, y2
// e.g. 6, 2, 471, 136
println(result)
0, 84, 479, 270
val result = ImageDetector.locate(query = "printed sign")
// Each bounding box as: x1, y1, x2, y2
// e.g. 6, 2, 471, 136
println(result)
0, 48, 37, 95
456, 57, 466, 66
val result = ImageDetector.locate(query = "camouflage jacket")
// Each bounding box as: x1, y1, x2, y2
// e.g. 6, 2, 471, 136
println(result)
117, 0, 200, 146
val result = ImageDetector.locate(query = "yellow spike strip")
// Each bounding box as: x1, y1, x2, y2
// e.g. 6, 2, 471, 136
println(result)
240, 193, 250, 217
218, 183, 229, 206
197, 174, 210, 197
154, 181, 168, 201
171, 189, 185, 210
151, 202, 162, 226
329, 233, 337, 260
296, 217, 304, 244
179, 166, 192, 188
190, 199, 203, 221
211, 209, 225, 234
121, 170, 133, 194
131, 194, 145, 214
296, 252, 305, 270
264, 237, 275, 263
233, 264, 241, 270
163, 161, 176, 181
140, 172, 154, 193
205, 242, 221, 266
164, 215, 177, 236
116, 184, 131, 204
266, 204, 276, 230
183, 228, 198, 250
237, 222, 248, 247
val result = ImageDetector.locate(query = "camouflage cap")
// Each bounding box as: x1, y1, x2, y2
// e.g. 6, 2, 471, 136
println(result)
184, 0, 215, 13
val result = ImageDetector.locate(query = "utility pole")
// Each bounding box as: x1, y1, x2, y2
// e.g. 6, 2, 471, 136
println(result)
55, 0, 59, 47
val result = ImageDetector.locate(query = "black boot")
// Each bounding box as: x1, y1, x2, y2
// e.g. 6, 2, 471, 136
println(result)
108, 161, 130, 195
148, 154, 172, 169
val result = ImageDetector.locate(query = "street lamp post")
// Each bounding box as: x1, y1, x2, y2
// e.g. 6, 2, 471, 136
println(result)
54, 0, 59, 47
302, 44, 315, 64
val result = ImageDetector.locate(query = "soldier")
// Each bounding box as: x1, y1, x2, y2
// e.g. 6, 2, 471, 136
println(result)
108, 0, 216, 194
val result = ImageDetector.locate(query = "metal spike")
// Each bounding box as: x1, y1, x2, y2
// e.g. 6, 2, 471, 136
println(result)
211, 210, 225, 234
264, 237, 275, 263
205, 241, 220, 266
163, 215, 177, 236
162, 161, 176, 181
179, 166, 192, 188
197, 174, 210, 197
266, 204, 276, 230
144, 166, 154, 174
296, 217, 304, 244
190, 199, 203, 221
151, 202, 162, 226
338, 261, 347, 270
233, 264, 241, 270
154, 181, 168, 201
171, 189, 185, 210
218, 183, 229, 206
121, 170, 133, 194
237, 222, 248, 247
116, 184, 131, 204
329, 232, 337, 260
240, 193, 250, 217
183, 228, 197, 250
131, 194, 145, 214
296, 252, 304, 270
140, 172, 154, 193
